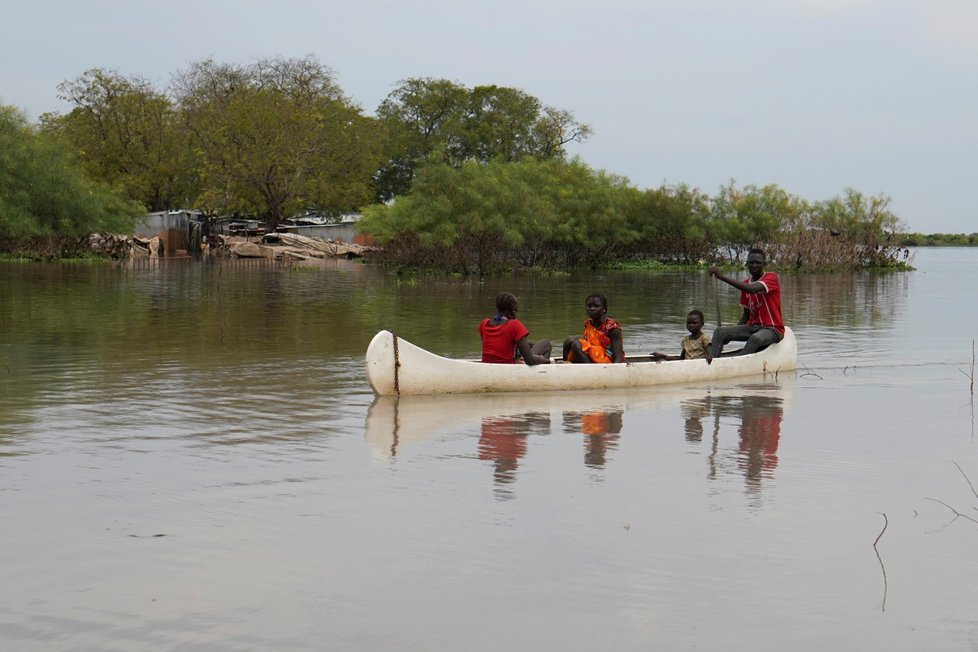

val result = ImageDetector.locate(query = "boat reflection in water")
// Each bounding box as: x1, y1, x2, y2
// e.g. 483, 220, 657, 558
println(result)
365, 380, 793, 495
365, 389, 632, 499
365, 389, 632, 460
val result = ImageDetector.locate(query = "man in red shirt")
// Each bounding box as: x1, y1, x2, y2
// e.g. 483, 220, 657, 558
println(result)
707, 248, 784, 361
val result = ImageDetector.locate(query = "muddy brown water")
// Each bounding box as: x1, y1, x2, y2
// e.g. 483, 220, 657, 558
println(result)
1, 249, 976, 651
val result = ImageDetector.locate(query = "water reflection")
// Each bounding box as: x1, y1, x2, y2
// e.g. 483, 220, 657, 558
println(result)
366, 391, 633, 500
478, 412, 551, 486
8, 252, 978, 649
681, 387, 786, 493
364, 382, 793, 501
563, 409, 624, 469
364, 390, 632, 462
0, 256, 934, 419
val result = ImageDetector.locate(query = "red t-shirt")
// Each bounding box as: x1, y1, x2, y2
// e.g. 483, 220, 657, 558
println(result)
479, 318, 530, 363
739, 271, 784, 336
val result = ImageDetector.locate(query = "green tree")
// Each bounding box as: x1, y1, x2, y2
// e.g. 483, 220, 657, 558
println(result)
0, 104, 142, 245
374, 78, 469, 199
461, 85, 544, 162
535, 160, 636, 268
173, 55, 387, 231
812, 188, 903, 245
374, 78, 591, 200
709, 182, 789, 258
629, 184, 711, 264
43, 68, 192, 211
362, 160, 541, 274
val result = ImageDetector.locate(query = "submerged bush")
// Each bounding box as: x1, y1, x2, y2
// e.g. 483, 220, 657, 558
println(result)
360, 161, 912, 274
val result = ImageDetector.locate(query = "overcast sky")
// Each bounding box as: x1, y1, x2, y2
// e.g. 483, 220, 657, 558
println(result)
3, 0, 975, 233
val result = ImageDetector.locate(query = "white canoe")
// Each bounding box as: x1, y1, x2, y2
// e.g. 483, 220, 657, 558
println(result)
365, 327, 797, 396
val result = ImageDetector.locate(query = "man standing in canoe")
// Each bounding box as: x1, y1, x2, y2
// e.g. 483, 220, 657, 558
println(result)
707, 248, 784, 362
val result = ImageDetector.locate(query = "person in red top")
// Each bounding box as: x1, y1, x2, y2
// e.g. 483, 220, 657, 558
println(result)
562, 293, 625, 363
707, 248, 784, 361
479, 292, 552, 365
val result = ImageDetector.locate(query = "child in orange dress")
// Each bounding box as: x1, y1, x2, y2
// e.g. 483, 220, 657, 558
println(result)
562, 293, 625, 363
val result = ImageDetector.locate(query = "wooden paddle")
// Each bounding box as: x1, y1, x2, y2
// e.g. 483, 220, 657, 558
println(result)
713, 274, 723, 327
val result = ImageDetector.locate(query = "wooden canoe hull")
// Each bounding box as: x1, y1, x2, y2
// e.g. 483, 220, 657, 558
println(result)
365, 327, 797, 396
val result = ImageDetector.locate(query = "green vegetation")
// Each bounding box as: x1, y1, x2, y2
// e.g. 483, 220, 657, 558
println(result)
44, 69, 192, 212
899, 233, 978, 247
361, 158, 633, 274
41, 57, 387, 233
171, 57, 386, 231
0, 54, 952, 269
360, 159, 912, 274
0, 105, 143, 258
15, 57, 589, 251
374, 77, 590, 200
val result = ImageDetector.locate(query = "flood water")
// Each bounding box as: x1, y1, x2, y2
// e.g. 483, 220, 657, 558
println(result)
1, 248, 977, 651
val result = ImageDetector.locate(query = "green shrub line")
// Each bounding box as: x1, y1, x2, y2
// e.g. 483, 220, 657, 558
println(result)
0, 68, 965, 274
899, 233, 978, 247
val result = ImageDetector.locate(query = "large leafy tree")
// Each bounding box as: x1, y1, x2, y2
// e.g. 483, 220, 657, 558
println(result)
461, 85, 542, 162
173, 55, 387, 231
0, 104, 141, 241
374, 78, 469, 200
374, 78, 591, 200
44, 68, 191, 211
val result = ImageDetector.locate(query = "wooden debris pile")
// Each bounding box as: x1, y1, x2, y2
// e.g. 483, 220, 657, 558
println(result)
132, 236, 163, 256
83, 233, 136, 258
213, 233, 377, 261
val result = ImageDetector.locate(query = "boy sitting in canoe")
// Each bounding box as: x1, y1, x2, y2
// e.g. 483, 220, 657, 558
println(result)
479, 292, 552, 365
562, 293, 625, 363
651, 309, 713, 363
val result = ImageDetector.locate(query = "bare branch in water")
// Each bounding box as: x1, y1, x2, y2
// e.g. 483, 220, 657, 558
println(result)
873, 512, 889, 547
961, 340, 975, 395
923, 497, 978, 525
873, 512, 888, 612
923, 462, 978, 527
952, 461, 978, 502
799, 365, 823, 380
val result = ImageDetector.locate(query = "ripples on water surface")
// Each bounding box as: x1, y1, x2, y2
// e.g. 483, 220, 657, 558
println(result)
1, 249, 978, 651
